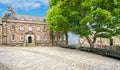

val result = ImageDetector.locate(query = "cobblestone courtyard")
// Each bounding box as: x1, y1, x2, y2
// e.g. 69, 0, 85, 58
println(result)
0, 46, 119, 70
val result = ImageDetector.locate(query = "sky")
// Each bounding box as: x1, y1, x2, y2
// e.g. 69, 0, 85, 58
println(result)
0, 0, 79, 44
0, 0, 49, 17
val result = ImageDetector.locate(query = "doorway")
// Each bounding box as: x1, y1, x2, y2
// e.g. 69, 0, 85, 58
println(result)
28, 36, 32, 43
110, 39, 113, 46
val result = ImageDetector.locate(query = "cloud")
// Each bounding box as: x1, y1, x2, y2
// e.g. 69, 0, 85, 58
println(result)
0, 0, 48, 11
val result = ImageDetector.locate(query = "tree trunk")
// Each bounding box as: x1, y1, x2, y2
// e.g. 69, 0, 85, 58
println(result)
85, 36, 94, 49
65, 32, 68, 45
50, 31, 54, 46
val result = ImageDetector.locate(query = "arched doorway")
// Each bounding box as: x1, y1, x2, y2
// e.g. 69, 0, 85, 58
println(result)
28, 36, 32, 43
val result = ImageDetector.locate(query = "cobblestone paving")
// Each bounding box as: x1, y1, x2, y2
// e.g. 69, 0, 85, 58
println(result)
0, 46, 119, 70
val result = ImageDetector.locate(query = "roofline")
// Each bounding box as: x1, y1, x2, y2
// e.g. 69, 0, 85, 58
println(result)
13, 14, 45, 18
5, 19, 46, 24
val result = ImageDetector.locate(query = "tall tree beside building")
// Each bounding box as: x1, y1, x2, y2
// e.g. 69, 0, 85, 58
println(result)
46, 0, 120, 48
46, 0, 70, 45
76, 0, 120, 48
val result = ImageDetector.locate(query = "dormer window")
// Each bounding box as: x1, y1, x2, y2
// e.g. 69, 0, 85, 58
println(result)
28, 18, 32, 20
12, 16, 17, 19
20, 18, 24, 20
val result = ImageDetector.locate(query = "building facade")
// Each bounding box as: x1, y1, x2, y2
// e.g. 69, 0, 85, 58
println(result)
78, 36, 120, 47
0, 6, 66, 46
0, 17, 2, 45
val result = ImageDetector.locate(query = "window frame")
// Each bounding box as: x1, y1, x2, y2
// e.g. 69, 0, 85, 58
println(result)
28, 26, 32, 31
11, 24, 15, 30
43, 26, 47, 32
11, 35, 15, 41
36, 35, 40, 41
20, 25, 24, 31
20, 35, 24, 41
36, 26, 40, 32
43, 34, 47, 41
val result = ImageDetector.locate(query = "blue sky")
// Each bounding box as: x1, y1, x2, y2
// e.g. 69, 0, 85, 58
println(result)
0, 0, 79, 44
0, 0, 48, 17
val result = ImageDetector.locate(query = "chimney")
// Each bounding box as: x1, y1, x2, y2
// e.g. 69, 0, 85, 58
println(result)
7, 6, 15, 15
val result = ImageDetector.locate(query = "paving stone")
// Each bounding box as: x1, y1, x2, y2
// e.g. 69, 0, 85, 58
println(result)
0, 46, 119, 70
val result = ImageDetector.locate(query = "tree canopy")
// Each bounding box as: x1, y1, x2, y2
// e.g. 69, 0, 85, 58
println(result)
46, 0, 120, 48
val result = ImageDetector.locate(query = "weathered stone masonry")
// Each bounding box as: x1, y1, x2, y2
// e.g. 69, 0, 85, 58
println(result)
0, 6, 66, 46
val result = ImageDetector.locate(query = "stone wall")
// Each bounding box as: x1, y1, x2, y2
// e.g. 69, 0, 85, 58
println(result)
78, 37, 120, 47
0, 25, 2, 45
5, 20, 51, 46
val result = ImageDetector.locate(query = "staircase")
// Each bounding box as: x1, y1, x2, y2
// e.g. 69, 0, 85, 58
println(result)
27, 43, 35, 47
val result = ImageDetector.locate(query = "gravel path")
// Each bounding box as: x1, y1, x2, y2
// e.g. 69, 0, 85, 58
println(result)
0, 47, 119, 70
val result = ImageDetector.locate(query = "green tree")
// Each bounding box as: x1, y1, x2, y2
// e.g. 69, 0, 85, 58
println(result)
74, 0, 120, 48
46, 4, 70, 45
46, 0, 120, 48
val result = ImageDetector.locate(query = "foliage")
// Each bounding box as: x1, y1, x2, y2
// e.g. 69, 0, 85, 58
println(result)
46, 6, 70, 33
46, 0, 120, 48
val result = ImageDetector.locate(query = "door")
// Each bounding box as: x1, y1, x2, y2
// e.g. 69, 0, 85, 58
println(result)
28, 36, 32, 43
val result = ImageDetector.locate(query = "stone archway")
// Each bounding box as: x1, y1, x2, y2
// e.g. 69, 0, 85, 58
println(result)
28, 36, 32, 43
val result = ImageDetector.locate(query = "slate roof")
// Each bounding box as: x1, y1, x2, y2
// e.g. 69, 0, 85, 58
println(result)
9, 14, 45, 22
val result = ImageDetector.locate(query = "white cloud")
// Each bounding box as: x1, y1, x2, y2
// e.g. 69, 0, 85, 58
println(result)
0, 0, 48, 11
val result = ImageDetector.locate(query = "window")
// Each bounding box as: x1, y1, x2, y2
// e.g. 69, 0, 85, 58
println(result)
20, 25, 24, 31
59, 35, 62, 41
28, 18, 32, 20
43, 34, 47, 41
11, 35, 15, 41
36, 26, 40, 31
20, 18, 24, 20
43, 26, 47, 32
20, 35, 24, 41
11, 24, 15, 30
36, 35, 40, 41
28, 26, 32, 31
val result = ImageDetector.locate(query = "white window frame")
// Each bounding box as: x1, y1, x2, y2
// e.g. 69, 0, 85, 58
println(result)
20, 25, 24, 31
36, 26, 40, 32
36, 35, 40, 41
20, 35, 24, 41
43, 34, 47, 41
11, 24, 15, 30
43, 26, 47, 32
11, 35, 15, 41
28, 26, 32, 31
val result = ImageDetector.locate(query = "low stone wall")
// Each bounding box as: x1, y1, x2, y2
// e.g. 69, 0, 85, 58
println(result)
96, 45, 120, 53
80, 47, 120, 59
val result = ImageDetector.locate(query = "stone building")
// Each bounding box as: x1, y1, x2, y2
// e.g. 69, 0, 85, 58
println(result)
0, 6, 66, 46
0, 17, 2, 45
78, 36, 120, 47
